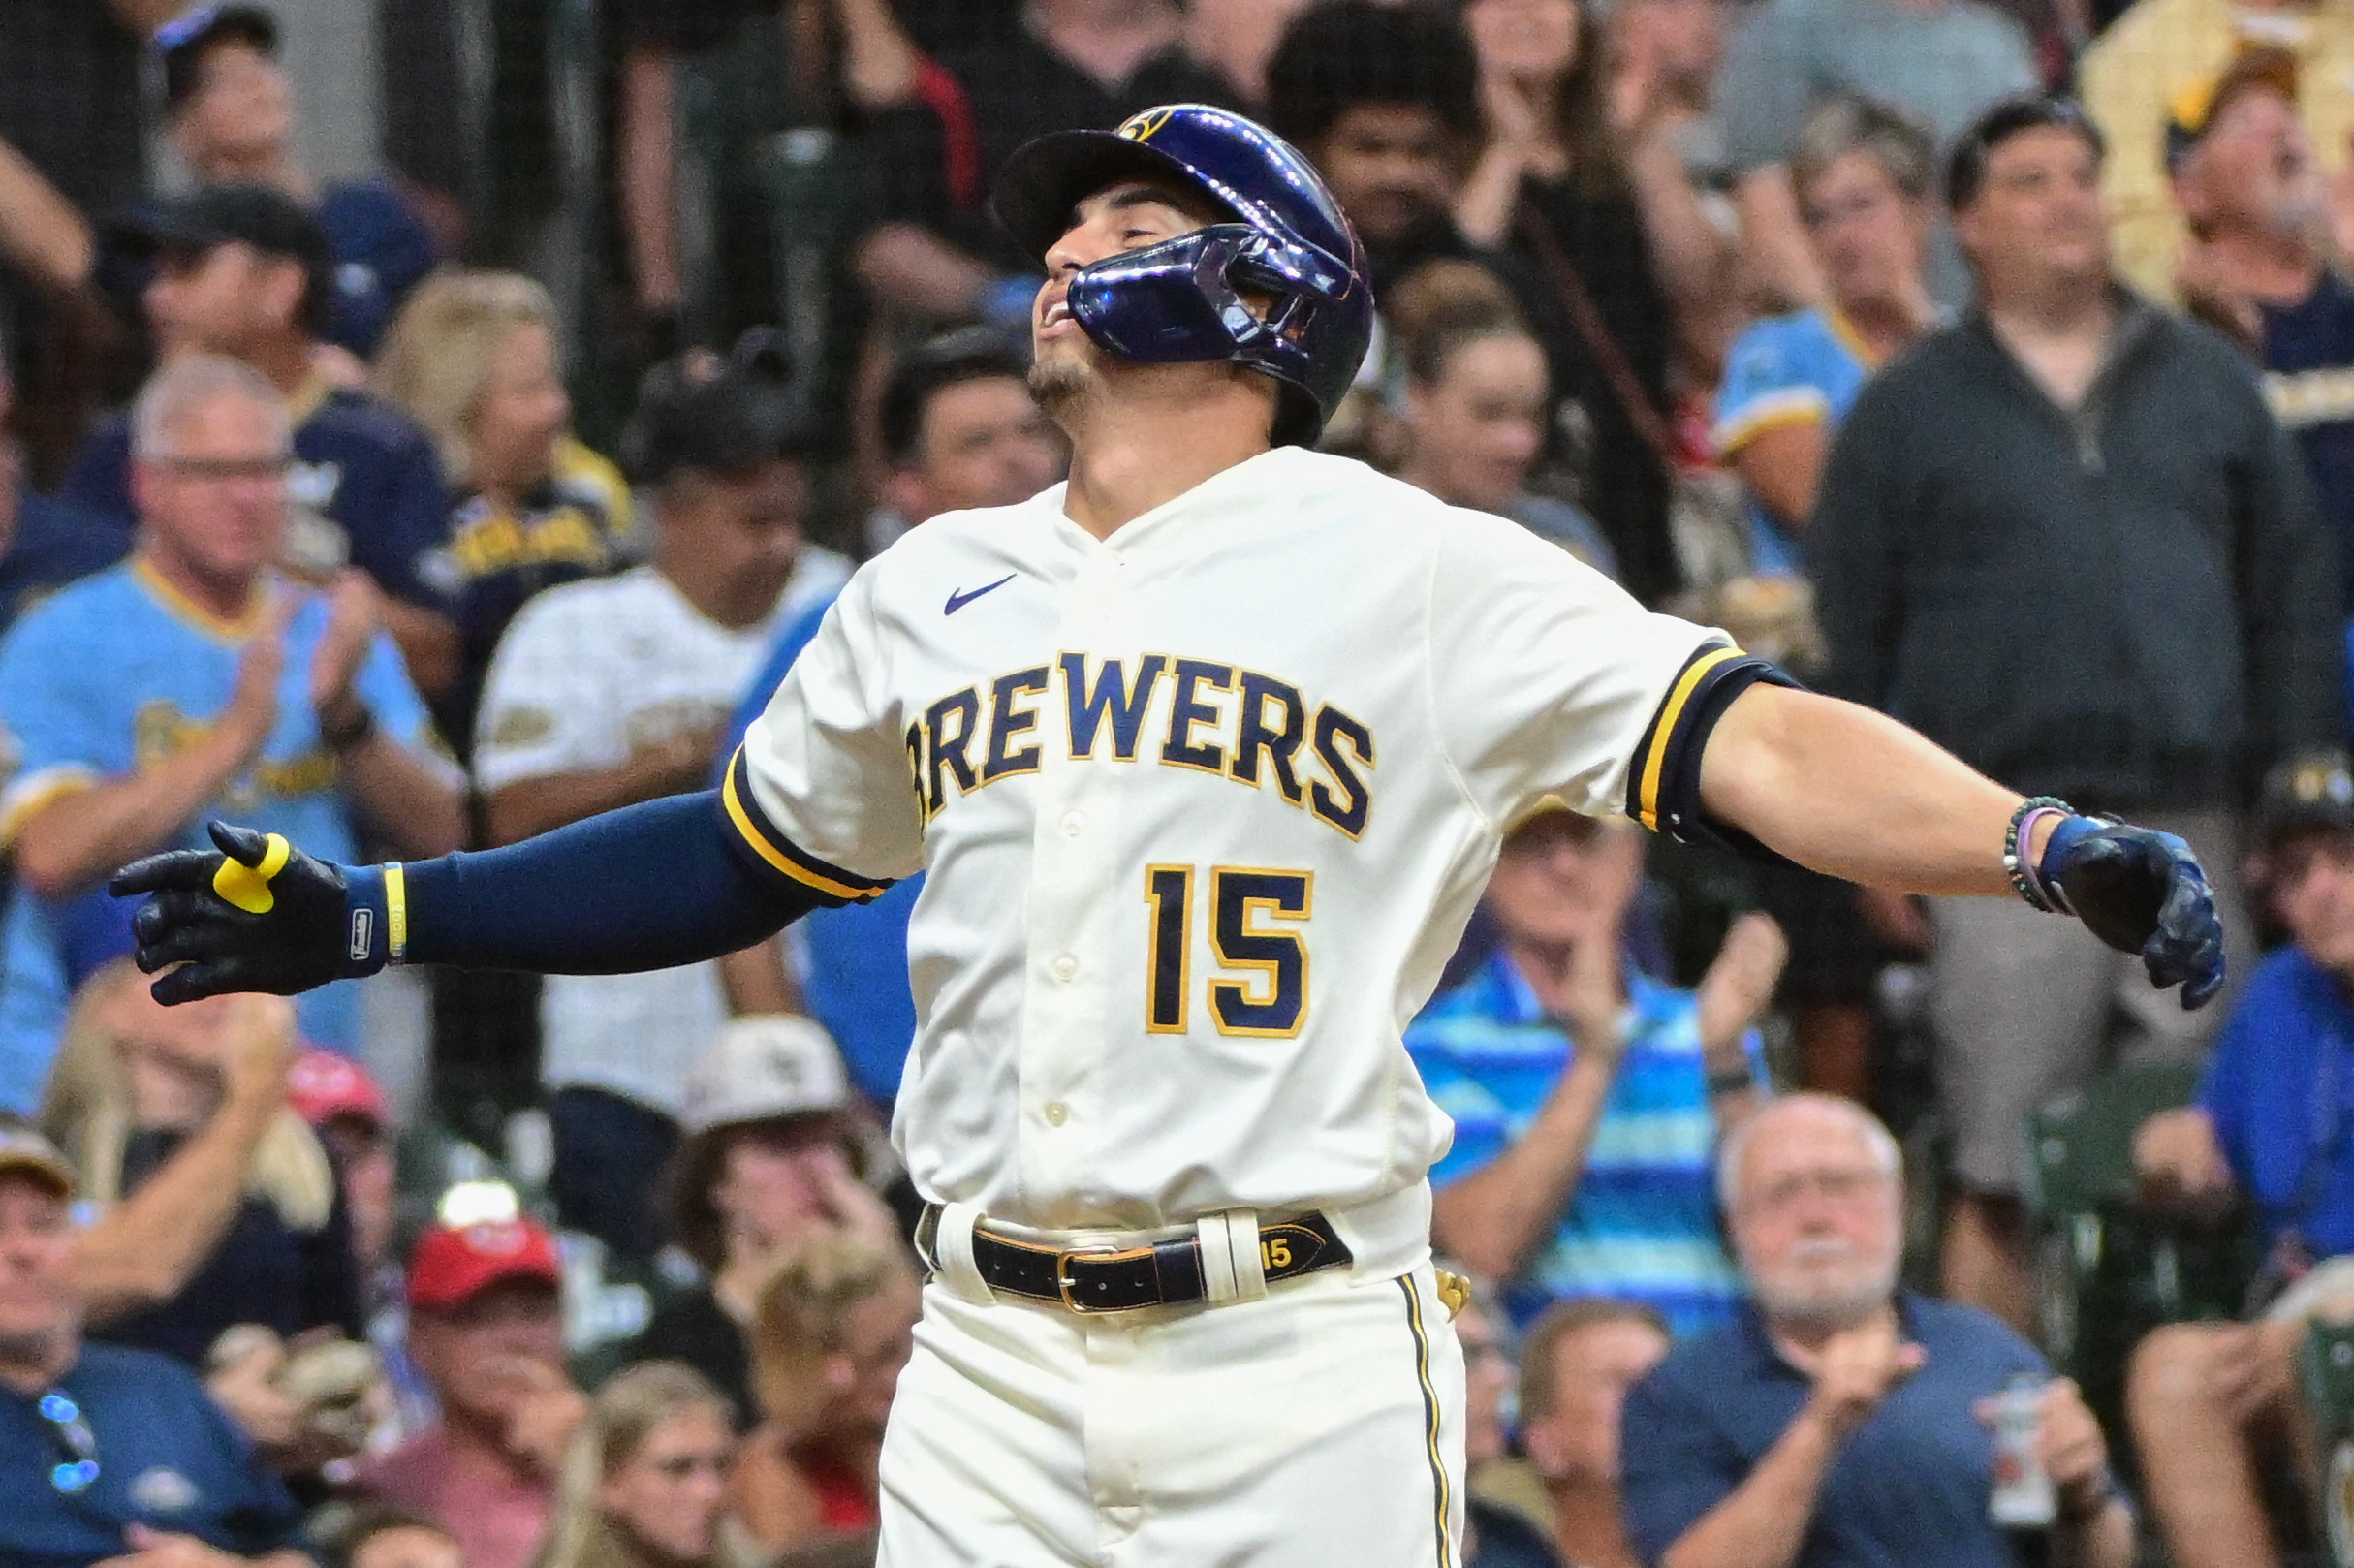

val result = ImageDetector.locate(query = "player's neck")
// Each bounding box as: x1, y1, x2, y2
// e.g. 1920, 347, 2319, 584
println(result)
1058, 392, 1274, 540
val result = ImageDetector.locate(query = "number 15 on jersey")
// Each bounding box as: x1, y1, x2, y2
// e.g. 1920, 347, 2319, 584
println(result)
1143, 864, 1314, 1039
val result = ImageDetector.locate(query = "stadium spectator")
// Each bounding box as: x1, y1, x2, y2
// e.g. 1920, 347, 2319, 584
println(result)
37, 962, 357, 1377
63, 183, 462, 697
1411, 799, 1785, 1334
330, 1508, 465, 1568
2125, 754, 2354, 1568
1713, 96, 1937, 578
853, 0, 1233, 329
156, 4, 438, 358
373, 270, 633, 762
0, 134, 122, 490
1812, 94, 2339, 1326
1711, 0, 2035, 311
0, 355, 462, 1109
2169, 49, 2354, 615
731, 1237, 918, 1556
1517, 1300, 1671, 1568
1259, 3, 1487, 295
286, 1046, 432, 1440
34, 978, 301, 1330
472, 334, 841, 1263
633, 1018, 899, 1420
1184, 0, 1318, 104
1711, 94, 1939, 1104
359, 1216, 585, 1568
1600, 0, 1733, 196
0, 1114, 314, 1568
1390, 260, 1617, 576
286, 1048, 394, 1294
532, 1361, 745, 1568
2082, 4, 2354, 303
1454, 1286, 1564, 1568
859, 327, 1061, 569
1452, 0, 1716, 606
1620, 1095, 2136, 1568
722, 331, 1059, 1117
0, 322, 130, 634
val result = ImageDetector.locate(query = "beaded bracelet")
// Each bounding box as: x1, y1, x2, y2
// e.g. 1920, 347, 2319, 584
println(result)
2002, 796, 2072, 913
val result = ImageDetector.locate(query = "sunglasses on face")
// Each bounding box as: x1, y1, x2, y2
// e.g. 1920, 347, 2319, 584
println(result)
39, 1391, 98, 1494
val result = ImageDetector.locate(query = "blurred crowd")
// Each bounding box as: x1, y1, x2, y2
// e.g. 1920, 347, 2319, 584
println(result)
8, 0, 2354, 1565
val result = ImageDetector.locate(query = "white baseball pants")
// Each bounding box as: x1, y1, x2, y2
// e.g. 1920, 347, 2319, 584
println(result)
875, 1263, 1467, 1567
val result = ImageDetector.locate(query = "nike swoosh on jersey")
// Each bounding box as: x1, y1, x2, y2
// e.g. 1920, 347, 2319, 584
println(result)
944, 574, 1018, 615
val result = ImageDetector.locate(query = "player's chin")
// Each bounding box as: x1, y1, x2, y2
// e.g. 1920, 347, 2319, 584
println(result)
1027, 353, 1097, 423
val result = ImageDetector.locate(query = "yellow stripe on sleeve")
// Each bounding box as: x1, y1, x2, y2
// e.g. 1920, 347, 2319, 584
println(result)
720, 765, 876, 902
1637, 645, 1745, 831
0, 770, 99, 849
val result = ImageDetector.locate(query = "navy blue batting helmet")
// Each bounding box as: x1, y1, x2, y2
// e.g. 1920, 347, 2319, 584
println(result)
992, 104, 1374, 449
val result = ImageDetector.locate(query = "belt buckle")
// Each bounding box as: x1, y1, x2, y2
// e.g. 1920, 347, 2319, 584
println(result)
1054, 1244, 1119, 1313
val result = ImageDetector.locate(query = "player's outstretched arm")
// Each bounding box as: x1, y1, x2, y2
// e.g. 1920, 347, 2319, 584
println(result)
1697, 682, 2224, 1007
109, 791, 836, 1005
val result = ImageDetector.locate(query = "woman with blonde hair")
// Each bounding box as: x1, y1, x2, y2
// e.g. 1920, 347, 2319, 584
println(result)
372, 269, 632, 758
533, 1361, 751, 1568
40, 959, 355, 1363
731, 1237, 919, 1556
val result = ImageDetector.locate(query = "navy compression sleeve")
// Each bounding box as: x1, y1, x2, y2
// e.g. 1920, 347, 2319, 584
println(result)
355, 791, 832, 974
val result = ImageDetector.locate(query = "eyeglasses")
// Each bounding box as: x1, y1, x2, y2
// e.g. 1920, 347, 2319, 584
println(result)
152, 456, 292, 485
38, 1391, 99, 1495
1743, 1167, 1892, 1213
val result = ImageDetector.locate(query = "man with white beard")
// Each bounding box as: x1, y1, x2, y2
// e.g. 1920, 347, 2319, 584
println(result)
1617, 1096, 2136, 1568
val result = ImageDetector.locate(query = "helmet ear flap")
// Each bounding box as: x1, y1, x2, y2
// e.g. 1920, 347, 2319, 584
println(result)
1067, 226, 1268, 365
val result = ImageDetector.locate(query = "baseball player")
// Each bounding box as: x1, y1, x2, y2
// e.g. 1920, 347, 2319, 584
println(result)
116, 106, 2222, 1567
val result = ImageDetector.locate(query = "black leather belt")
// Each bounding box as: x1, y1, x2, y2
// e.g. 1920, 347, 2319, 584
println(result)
916, 1206, 1353, 1313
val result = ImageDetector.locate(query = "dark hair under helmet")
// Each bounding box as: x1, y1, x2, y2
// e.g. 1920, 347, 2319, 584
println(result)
991, 104, 1375, 449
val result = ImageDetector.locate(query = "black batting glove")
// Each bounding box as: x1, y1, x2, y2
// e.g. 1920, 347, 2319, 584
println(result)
2040, 818, 2226, 1009
109, 821, 389, 1004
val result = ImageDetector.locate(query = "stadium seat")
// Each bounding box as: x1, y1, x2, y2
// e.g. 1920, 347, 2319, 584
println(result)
2024, 1061, 2252, 1433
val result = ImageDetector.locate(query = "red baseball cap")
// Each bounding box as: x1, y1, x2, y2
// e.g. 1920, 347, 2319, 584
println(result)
286, 1049, 390, 1130
406, 1217, 562, 1313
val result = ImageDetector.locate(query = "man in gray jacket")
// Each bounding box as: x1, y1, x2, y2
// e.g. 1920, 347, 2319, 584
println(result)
1811, 95, 2345, 1328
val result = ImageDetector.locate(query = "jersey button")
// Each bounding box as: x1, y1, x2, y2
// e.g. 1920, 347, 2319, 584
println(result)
1052, 954, 1079, 982
1044, 1101, 1068, 1127
1061, 811, 1085, 836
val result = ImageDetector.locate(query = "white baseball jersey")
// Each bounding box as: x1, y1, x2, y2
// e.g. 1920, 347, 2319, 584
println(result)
728, 448, 1738, 1275
476, 564, 799, 1114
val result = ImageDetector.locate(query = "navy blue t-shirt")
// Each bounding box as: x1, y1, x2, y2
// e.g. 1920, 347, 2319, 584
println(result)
0, 488, 130, 633
2262, 269, 2354, 613
318, 179, 438, 359
60, 384, 452, 609
1621, 1291, 2047, 1568
0, 1342, 305, 1568
2197, 943, 2354, 1257
91, 1128, 362, 1367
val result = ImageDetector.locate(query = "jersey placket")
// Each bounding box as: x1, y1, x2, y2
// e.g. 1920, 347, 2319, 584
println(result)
1014, 541, 1135, 1216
